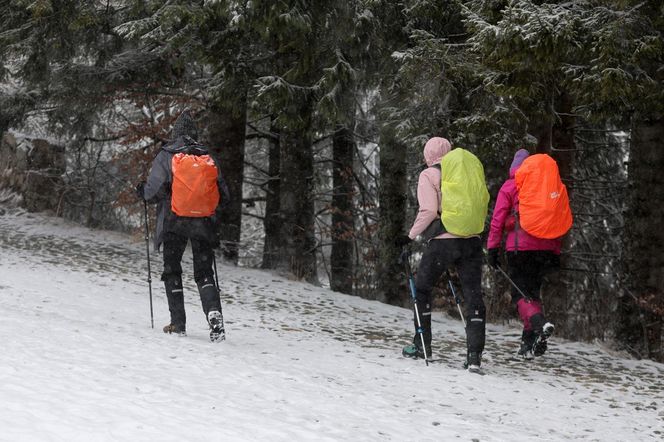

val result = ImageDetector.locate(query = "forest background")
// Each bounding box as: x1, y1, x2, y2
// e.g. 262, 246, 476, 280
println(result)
0, 0, 662, 362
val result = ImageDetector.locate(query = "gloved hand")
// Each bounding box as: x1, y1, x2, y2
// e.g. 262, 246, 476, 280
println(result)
395, 234, 412, 248
135, 181, 146, 200
487, 248, 501, 269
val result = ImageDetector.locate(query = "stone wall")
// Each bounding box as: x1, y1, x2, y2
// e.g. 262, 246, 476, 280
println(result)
0, 132, 27, 193
0, 132, 65, 212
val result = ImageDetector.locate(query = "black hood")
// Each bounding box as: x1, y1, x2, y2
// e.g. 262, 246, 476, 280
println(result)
162, 137, 208, 155
171, 110, 198, 141
163, 110, 207, 154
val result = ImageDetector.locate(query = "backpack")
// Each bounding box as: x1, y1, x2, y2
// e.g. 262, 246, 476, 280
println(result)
439, 148, 490, 236
171, 152, 220, 217
514, 153, 572, 239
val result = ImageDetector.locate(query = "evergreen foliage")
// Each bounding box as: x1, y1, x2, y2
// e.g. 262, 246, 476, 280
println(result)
1, 0, 663, 360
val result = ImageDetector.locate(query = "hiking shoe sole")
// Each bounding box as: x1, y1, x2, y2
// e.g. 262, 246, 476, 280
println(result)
467, 364, 482, 373
533, 323, 554, 356
517, 348, 534, 360
208, 310, 225, 342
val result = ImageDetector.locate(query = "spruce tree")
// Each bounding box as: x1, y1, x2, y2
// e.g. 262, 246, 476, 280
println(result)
573, 0, 664, 361
249, 1, 372, 283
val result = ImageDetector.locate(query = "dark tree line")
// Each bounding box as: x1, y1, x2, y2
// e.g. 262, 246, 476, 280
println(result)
1, 0, 662, 362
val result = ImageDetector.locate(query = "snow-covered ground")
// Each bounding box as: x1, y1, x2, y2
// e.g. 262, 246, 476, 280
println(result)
0, 206, 662, 442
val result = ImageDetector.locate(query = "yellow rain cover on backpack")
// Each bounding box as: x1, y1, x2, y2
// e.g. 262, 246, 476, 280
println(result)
440, 148, 489, 236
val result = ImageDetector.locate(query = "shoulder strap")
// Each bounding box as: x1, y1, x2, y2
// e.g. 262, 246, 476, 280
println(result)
415, 164, 445, 241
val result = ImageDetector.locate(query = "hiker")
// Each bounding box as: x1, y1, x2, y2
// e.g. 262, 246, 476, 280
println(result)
486, 149, 565, 358
136, 110, 230, 342
396, 137, 488, 372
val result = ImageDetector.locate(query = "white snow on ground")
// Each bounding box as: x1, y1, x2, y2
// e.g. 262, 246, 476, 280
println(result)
0, 206, 662, 442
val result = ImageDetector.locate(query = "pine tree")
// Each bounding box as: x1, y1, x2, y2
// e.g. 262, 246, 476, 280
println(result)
573, 0, 664, 361
249, 0, 373, 283
360, 0, 412, 304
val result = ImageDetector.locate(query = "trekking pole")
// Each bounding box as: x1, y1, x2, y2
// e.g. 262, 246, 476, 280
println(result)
212, 252, 225, 330
446, 271, 466, 328
143, 200, 154, 329
494, 264, 530, 300
400, 248, 429, 366
212, 253, 220, 291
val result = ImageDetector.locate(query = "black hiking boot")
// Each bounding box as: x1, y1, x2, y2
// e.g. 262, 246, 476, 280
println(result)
517, 342, 534, 360
517, 330, 536, 360
467, 352, 482, 373
208, 310, 225, 342
164, 275, 186, 332
533, 322, 554, 356
163, 323, 186, 336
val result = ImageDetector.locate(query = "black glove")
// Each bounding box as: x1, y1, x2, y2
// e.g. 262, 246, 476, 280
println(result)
135, 181, 146, 200
395, 234, 412, 248
487, 248, 501, 269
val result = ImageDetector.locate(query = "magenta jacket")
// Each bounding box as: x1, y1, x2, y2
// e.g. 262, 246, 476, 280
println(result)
486, 152, 562, 254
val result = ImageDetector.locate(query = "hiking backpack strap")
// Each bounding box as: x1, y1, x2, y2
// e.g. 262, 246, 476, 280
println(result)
421, 164, 445, 241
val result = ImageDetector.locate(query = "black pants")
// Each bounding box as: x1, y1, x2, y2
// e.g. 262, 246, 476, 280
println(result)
505, 251, 557, 304
414, 237, 485, 353
162, 232, 215, 283
161, 232, 220, 327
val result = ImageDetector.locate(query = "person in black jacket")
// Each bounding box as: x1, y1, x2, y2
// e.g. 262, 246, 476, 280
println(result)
136, 110, 230, 342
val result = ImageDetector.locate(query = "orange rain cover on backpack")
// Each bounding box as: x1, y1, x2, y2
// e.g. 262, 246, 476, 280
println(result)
515, 153, 572, 239
171, 153, 220, 217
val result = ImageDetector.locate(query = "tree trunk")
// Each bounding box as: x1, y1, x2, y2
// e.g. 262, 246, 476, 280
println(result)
276, 109, 318, 283
528, 91, 575, 337
261, 120, 281, 269
330, 123, 355, 294
206, 97, 247, 265
376, 125, 408, 305
620, 116, 664, 362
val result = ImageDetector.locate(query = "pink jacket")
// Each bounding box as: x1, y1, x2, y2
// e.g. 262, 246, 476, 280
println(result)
487, 159, 562, 253
408, 137, 466, 240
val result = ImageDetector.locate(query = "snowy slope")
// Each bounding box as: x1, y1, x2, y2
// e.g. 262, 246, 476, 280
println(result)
0, 206, 662, 442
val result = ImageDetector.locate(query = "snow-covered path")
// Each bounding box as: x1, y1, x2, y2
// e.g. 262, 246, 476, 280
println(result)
0, 207, 662, 441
